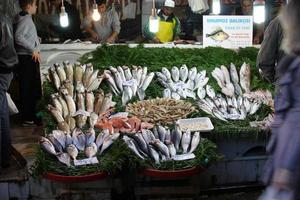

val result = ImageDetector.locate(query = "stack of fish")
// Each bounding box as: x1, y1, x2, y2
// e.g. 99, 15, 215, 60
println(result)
104, 66, 155, 105
197, 63, 269, 121
156, 65, 209, 100
250, 113, 274, 130
123, 124, 202, 164
39, 128, 120, 166
126, 98, 197, 125
47, 61, 116, 132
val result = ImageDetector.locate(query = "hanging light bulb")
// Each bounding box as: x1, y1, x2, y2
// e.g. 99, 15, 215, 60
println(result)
59, 0, 69, 27
253, 0, 265, 24
212, 0, 221, 15
149, 0, 159, 33
92, 0, 101, 21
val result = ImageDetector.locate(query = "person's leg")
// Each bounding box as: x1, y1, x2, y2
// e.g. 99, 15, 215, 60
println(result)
17, 55, 38, 123
0, 89, 11, 167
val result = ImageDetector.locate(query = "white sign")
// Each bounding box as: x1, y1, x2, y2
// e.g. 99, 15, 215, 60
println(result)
203, 15, 253, 49
74, 157, 99, 166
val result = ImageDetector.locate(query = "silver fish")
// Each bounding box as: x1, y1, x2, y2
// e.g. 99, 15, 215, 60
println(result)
177, 88, 187, 99
75, 81, 85, 93
52, 129, 66, 149
166, 142, 176, 158
76, 92, 85, 111
239, 62, 251, 93
39, 136, 57, 155
229, 63, 239, 84
56, 94, 69, 118
83, 63, 94, 88
117, 66, 126, 82
122, 85, 133, 106
234, 83, 243, 96
232, 96, 238, 109
48, 105, 64, 123
58, 121, 71, 133
62, 80, 74, 97
47, 134, 63, 152
172, 124, 182, 151
162, 67, 171, 80
56, 153, 71, 166
99, 93, 113, 114
85, 127, 96, 145
185, 89, 196, 99
181, 130, 191, 153
111, 68, 124, 92
131, 79, 138, 97
139, 67, 148, 87
85, 91, 95, 113
74, 62, 84, 83
221, 65, 231, 84
188, 67, 197, 81
171, 92, 181, 100
104, 70, 120, 95
148, 144, 160, 164
189, 132, 200, 153
179, 64, 189, 82
87, 69, 99, 88
65, 132, 73, 147
212, 108, 228, 122
212, 68, 226, 88
171, 66, 180, 82
132, 132, 149, 155
94, 89, 105, 114
197, 87, 206, 99
195, 77, 209, 89
243, 97, 252, 113
95, 129, 110, 149
75, 114, 87, 128
123, 136, 145, 159
89, 112, 98, 128
173, 153, 195, 161
85, 142, 98, 158
100, 132, 120, 154
51, 94, 63, 115
54, 63, 67, 83
66, 144, 78, 160
163, 88, 171, 98
156, 72, 168, 83
87, 74, 103, 92
151, 139, 170, 159
123, 66, 133, 81
72, 128, 86, 151
63, 61, 74, 83
62, 91, 76, 116
141, 72, 154, 91
206, 85, 216, 99
49, 66, 61, 90
186, 79, 195, 91
141, 129, 151, 144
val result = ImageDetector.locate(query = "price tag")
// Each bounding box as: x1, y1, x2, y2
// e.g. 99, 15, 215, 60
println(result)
74, 157, 99, 166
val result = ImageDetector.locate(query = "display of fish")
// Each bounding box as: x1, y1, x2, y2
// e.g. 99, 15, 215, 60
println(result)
123, 124, 204, 163
157, 65, 209, 100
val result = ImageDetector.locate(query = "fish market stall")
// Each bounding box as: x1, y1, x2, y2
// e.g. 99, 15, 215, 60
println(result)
33, 44, 273, 190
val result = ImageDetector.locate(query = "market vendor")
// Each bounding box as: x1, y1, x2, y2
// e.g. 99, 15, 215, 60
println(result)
83, 0, 121, 43
143, 0, 181, 43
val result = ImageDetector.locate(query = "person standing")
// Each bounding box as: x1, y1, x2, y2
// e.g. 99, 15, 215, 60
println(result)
14, 0, 42, 126
143, 0, 181, 43
0, 14, 19, 170
83, 0, 121, 43
259, 0, 300, 199
256, 16, 284, 84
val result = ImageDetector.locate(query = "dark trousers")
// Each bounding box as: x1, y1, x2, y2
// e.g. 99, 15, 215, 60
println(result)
0, 73, 13, 168
16, 55, 41, 122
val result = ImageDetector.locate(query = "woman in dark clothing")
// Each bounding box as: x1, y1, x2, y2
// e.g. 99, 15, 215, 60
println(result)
259, 1, 300, 199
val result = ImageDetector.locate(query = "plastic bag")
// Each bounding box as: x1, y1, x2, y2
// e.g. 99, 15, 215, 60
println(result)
188, 0, 209, 14
6, 92, 19, 115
